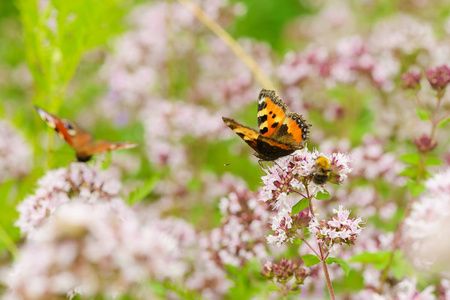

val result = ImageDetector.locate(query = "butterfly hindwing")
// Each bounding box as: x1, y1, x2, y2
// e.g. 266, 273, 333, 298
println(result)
257, 89, 287, 137
275, 112, 310, 147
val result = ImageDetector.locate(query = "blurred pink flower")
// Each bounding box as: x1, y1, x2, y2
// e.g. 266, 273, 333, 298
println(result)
404, 168, 450, 271
0, 120, 32, 182
16, 163, 122, 237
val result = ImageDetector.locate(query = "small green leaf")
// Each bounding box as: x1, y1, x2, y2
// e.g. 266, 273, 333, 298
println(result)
315, 190, 330, 200
293, 238, 303, 245
391, 251, 407, 280
292, 198, 309, 214
128, 175, 160, 205
438, 117, 450, 127
425, 157, 442, 166
399, 153, 421, 166
416, 109, 430, 121
301, 254, 321, 267
326, 257, 350, 276
406, 180, 425, 197
349, 251, 390, 269
398, 166, 418, 179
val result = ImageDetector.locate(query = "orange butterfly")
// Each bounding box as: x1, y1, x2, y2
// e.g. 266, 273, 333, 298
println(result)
222, 89, 311, 162
35, 106, 138, 162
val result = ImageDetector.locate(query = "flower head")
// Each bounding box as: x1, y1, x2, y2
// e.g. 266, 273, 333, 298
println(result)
426, 65, 450, 94
309, 205, 363, 250
261, 258, 307, 285
401, 71, 422, 90
16, 163, 122, 237
414, 134, 437, 153
260, 149, 352, 204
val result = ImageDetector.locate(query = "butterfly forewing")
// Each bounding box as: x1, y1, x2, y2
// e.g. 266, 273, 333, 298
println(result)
257, 89, 287, 138
222, 117, 260, 152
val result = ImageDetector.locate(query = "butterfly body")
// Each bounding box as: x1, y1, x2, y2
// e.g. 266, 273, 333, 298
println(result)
35, 106, 137, 162
223, 89, 311, 162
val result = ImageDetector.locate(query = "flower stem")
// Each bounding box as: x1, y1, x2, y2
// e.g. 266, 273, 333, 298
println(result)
176, 0, 276, 90
321, 252, 336, 300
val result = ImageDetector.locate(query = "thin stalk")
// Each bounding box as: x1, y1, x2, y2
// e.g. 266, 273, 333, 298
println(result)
320, 246, 335, 300
176, 0, 276, 90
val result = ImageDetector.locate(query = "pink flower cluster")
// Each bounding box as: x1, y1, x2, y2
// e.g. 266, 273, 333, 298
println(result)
308, 205, 363, 251
6, 202, 201, 299
206, 187, 271, 267
0, 120, 32, 182
16, 162, 122, 237
261, 149, 352, 204
260, 149, 352, 246
404, 167, 450, 271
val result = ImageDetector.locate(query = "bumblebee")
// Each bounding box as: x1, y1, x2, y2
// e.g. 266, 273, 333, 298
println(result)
313, 156, 332, 185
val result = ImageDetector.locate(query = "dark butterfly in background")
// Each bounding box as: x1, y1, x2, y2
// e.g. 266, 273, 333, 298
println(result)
35, 106, 138, 162
222, 89, 311, 162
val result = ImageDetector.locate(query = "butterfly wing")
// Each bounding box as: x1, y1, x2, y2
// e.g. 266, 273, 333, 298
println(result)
257, 89, 287, 137
223, 117, 296, 161
35, 106, 85, 147
223, 117, 261, 153
89, 141, 138, 154
274, 112, 311, 148
35, 106, 137, 162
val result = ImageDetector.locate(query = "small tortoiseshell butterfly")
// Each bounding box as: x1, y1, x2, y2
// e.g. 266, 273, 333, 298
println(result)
222, 89, 311, 162
35, 106, 138, 162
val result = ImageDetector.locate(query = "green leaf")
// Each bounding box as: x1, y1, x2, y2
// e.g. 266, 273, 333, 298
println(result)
291, 198, 309, 214
349, 251, 390, 270
398, 166, 418, 179
301, 254, 321, 267
399, 153, 421, 166
315, 190, 330, 200
438, 117, 450, 127
293, 238, 303, 245
406, 180, 425, 197
416, 109, 430, 121
326, 257, 350, 276
127, 175, 160, 205
391, 251, 407, 280
424, 157, 442, 166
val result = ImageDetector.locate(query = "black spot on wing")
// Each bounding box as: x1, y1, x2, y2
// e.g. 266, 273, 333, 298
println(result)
258, 115, 268, 125
260, 127, 268, 134
276, 124, 289, 136
271, 122, 279, 128
258, 101, 267, 111
272, 114, 276, 119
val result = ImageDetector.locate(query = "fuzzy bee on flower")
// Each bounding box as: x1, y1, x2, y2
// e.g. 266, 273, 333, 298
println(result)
311, 155, 352, 186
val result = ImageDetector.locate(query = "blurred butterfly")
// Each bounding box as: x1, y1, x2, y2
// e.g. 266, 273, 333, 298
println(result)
35, 106, 138, 162
222, 89, 311, 162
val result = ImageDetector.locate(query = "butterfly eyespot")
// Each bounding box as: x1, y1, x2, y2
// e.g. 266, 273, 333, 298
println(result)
64, 122, 74, 130
302, 127, 308, 133
302, 134, 306, 139
292, 116, 297, 120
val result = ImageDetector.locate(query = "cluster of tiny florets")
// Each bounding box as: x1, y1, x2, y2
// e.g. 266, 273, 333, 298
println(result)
309, 205, 363, 251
